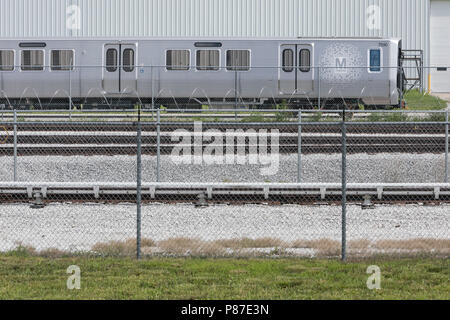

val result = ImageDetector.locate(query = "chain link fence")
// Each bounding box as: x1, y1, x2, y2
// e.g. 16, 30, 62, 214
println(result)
0, 64, 449, 260
0, 108, 448, 260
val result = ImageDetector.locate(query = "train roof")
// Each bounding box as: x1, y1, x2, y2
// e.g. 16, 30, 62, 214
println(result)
1, 36, 401, 42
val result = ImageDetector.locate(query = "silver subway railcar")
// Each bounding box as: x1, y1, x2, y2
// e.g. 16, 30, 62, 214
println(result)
0, 37, 404, 109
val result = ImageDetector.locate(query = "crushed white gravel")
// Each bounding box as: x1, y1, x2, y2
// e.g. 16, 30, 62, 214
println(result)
0, 153, 447, 183
0, 202, 448, 252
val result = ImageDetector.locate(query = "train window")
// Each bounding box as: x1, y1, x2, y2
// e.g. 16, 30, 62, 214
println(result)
282, 49, 294, 72
106, 48, 118, 72
226, 50, 250, 71
299, 49, 311, 72
369, 49, 381, 72
196, 50, 220, 71
21, 50, 44, 71
166, 50, 190, 71
0, 50, 14, 71
51, 50, 74, 71
123, 49, 135, 72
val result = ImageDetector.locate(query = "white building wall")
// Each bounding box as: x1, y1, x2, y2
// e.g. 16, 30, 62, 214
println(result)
430, 0, 450, 92
0, 0, 430, 65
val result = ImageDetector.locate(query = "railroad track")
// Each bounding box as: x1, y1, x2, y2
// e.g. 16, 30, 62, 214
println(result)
0, 123, 446, 134
0, 133, 445, 155
0, 133, 446, 156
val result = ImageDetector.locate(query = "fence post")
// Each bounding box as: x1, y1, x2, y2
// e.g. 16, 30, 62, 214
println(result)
235, 70, 238, 120
69, 60, 72, 119
13, 110, 17, 182
445, 111, 449, 183
341, 110, 347, 261
157, 108, 161, 182
318, 67, 321, 108
297, 110, 302, 183
151, 66, 155, 120
136, 105, 142, 260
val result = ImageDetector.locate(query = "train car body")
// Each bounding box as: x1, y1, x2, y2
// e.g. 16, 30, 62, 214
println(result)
0, 37, 403, 109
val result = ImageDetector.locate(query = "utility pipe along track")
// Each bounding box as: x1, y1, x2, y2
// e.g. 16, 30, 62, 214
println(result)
1, 182, 449, 205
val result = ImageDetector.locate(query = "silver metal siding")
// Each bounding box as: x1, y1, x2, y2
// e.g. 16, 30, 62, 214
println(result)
0, 0, 430, 64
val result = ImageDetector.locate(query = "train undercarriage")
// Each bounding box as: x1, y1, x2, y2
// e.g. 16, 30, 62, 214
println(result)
0, 97, 397, 111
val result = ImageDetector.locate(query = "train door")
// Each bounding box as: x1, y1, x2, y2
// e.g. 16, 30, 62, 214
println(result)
103, 43, 137, 93
279, 45, 296, 94
297, 44, 313, 94
120, 44, 137, 94
279, 44, 313, 95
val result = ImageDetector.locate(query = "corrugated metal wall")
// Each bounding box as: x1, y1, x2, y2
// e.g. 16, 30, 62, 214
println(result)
0, 0, 430, 64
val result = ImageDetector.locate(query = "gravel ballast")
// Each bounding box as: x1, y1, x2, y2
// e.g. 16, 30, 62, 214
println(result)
0, 153, 447, 183
0, 203, 448, 253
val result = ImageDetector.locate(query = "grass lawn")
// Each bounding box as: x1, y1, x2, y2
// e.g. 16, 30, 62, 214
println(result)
404, 90, 448, 110
0, 255, 448, 300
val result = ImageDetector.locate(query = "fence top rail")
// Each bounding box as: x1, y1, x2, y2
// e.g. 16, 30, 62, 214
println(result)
0, 121, 339, 126
345, 121, 450, 125
148, 121, 341, 126
1, 109, 448, 114
0, 121, 448, 126
2, 109, 321, 114
0, 121, 141, 126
